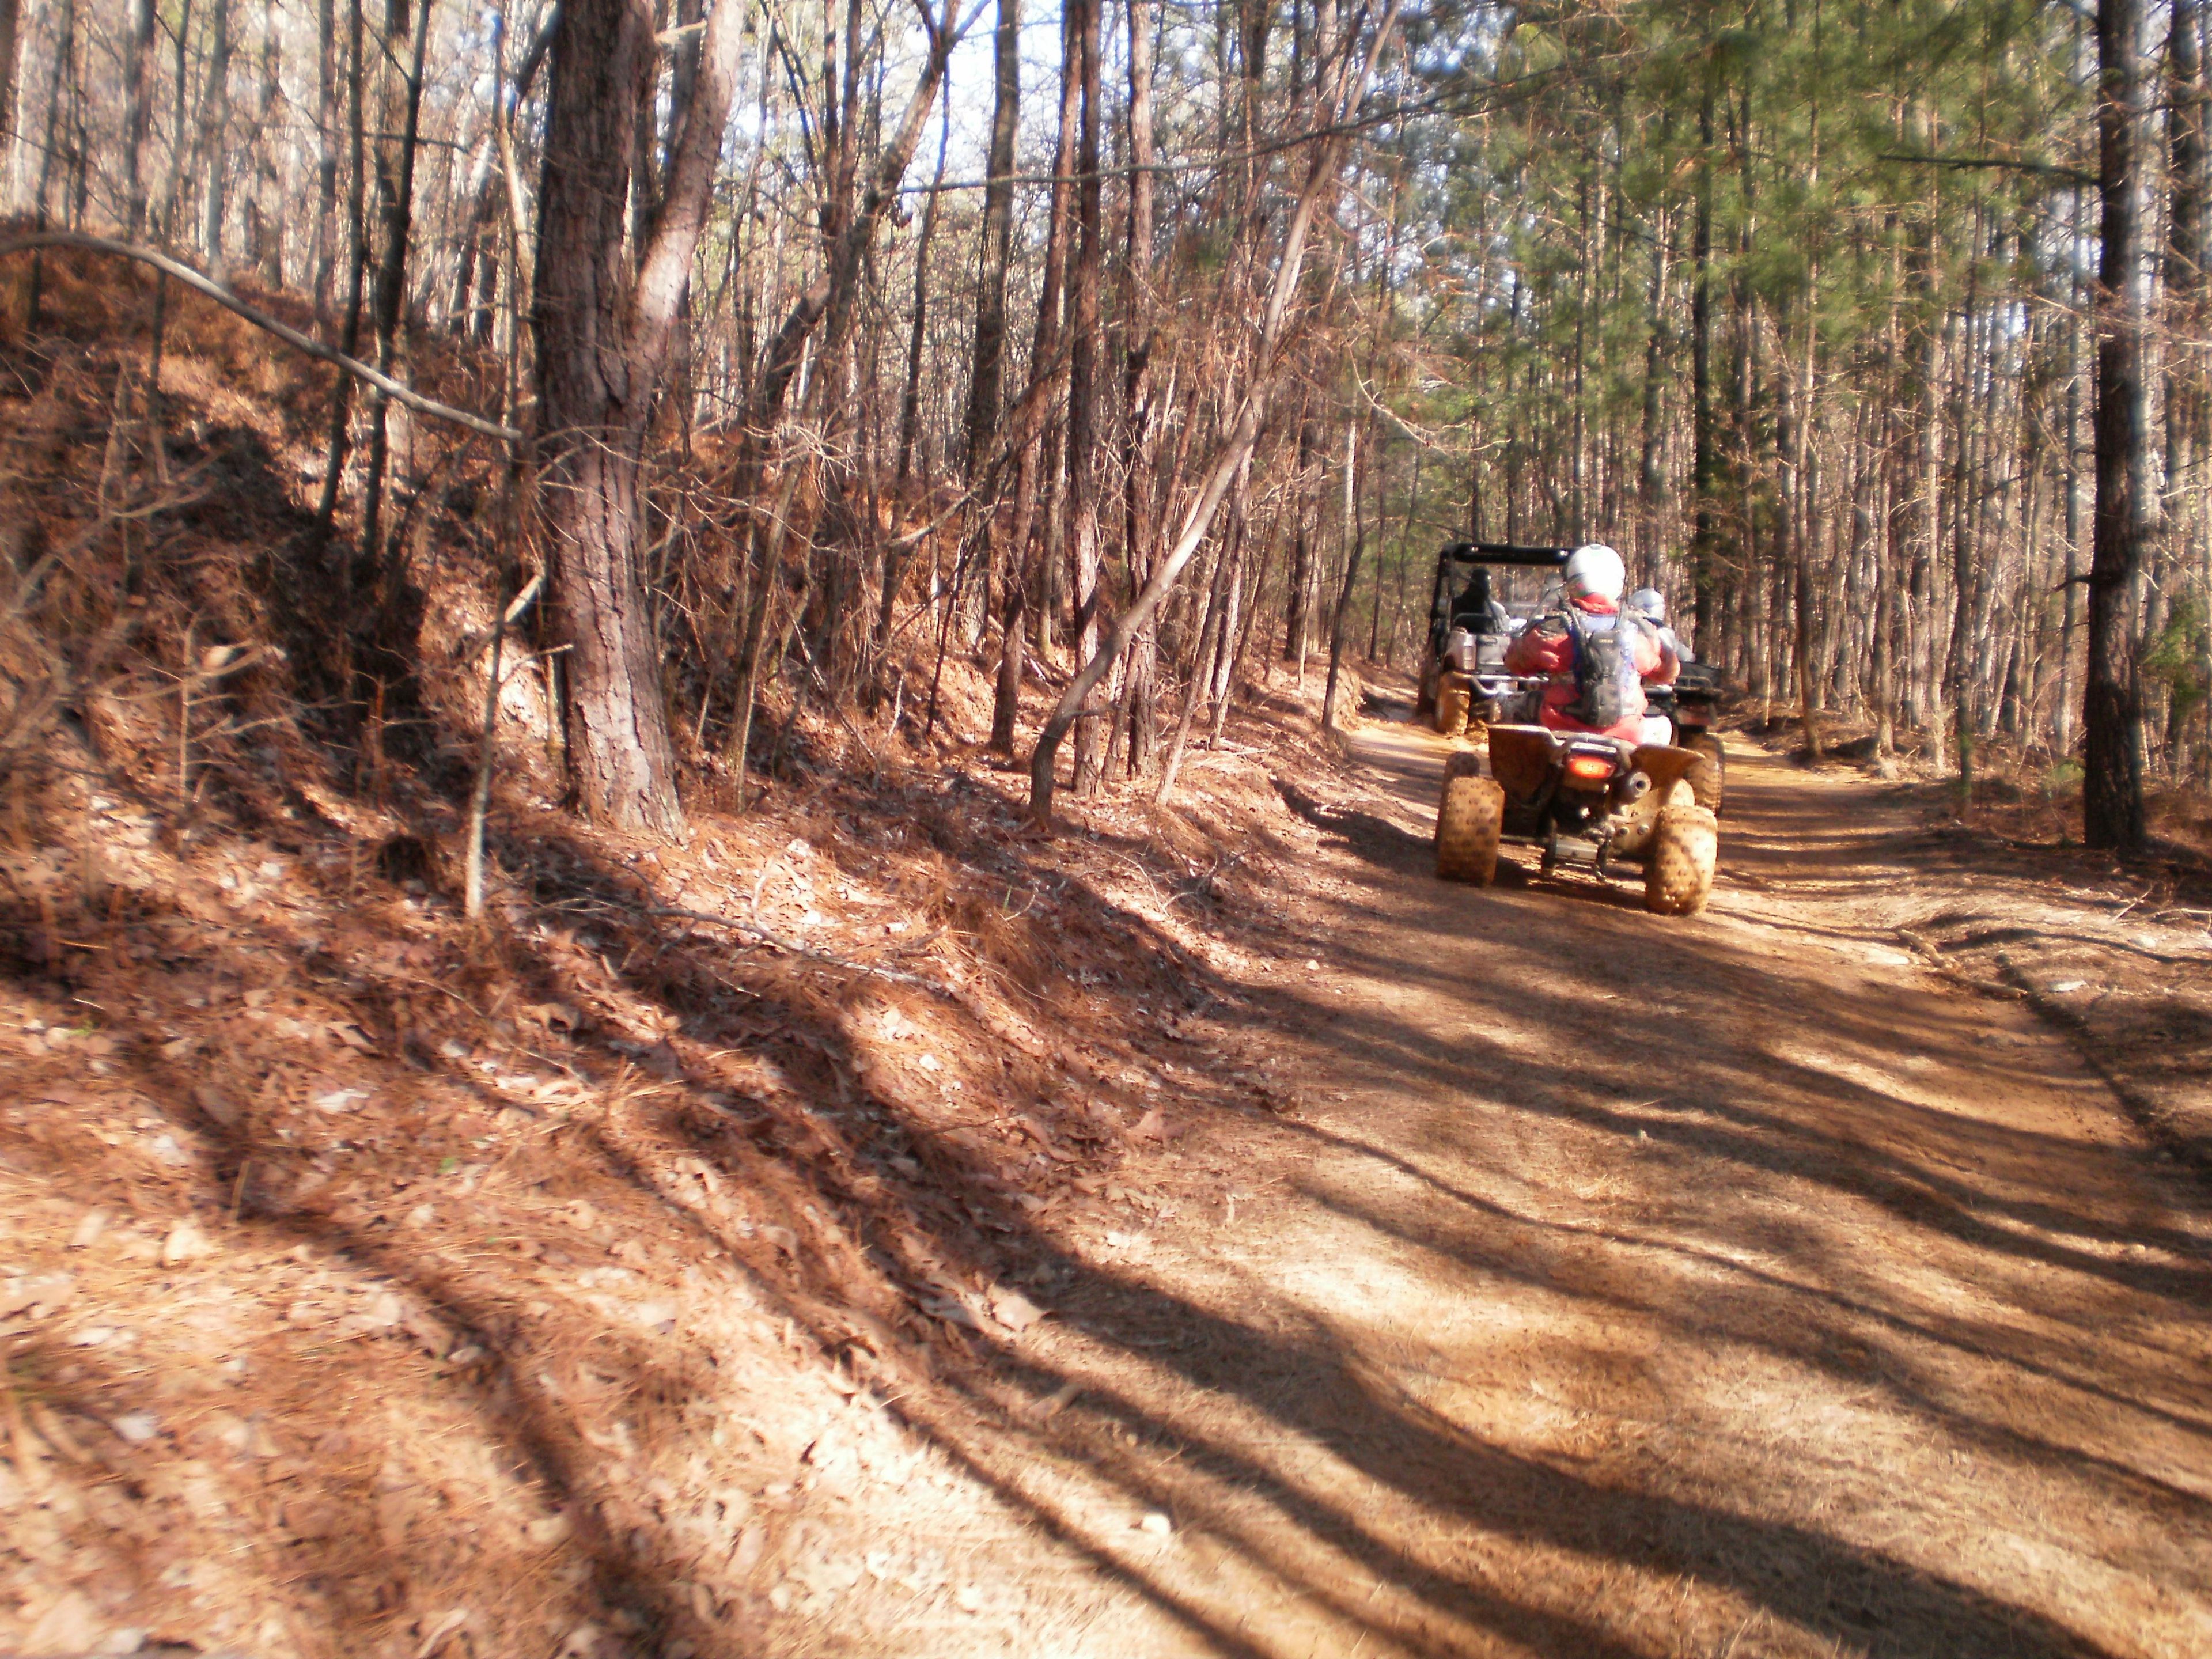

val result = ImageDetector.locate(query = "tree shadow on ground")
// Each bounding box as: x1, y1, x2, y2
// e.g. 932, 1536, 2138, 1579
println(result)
4, 699, 2203, 1657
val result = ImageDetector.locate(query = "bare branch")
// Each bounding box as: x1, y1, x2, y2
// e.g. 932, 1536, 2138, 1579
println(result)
0, 232, 524, 443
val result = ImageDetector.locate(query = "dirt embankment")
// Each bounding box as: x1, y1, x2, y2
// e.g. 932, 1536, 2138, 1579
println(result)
0, 662, 1390, 1659
0, 249, 1384, 1658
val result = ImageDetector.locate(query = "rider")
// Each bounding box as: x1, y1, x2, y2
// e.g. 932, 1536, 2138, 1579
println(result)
1504, 544, 1677, 741
1628, 587, 1693, 665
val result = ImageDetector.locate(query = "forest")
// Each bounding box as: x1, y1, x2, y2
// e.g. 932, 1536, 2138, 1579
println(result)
1, 0, 2207, 846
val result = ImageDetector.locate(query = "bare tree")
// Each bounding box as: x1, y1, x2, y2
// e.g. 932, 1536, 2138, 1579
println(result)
124, 0, 157, 236
200, 0, 233, 279
988, 0, 1081, 753
1116, 0, 1161, 776
0, 0, 21, 171
1066, 0, 1106, 790
533, 0, 747, 833
1029, 0, 1403, 820
2087, 0, 2152, 850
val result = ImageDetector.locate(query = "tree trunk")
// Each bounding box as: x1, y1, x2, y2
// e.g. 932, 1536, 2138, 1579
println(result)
2086, 0, 2152, 850
1206, 466, 1248, 748
302, 0, 369, 587
961, 0, 1020, 479
535, 0, 747, 834
2169, 0, 2210, 781
29, 0, 74, 272
874, 86, 952, 668
1948, 236, 1982, 802
313, 0, 339, 315
1323, 421, 1361, 729
202, 0, 234, 279
124, 0, 158, 237
1117, 0, 1160, 777
893, 94, 950, 499
251, 0, 283, 286
1284, 416, 1319, 670
1066, 0, 1106, 791
359, 0, 433, 590
0, 0, 21, 182
987, 0, 1078, 751
1688, 79, 1719, 655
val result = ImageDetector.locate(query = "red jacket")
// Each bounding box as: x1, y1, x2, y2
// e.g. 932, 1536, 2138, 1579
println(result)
1503, 595, 1678, 740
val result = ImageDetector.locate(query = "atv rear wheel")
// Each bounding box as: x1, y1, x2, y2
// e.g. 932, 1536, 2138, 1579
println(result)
1435, 751, 1485, 843
1645, 802, 1718, 916
1435, 683, 1471, 737
1684, 734, 1725, 814
1435, 775, 1505, 885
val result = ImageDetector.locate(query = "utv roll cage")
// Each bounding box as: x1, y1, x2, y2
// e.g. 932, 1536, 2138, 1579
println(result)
1426, 543, 1573, 641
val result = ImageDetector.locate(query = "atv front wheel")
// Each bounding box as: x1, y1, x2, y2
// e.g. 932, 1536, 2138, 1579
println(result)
1645, 802, 1718, 916
1684, 734, 1725, 814
1435, 683, 1471, 738
1435, 775, 1505, 885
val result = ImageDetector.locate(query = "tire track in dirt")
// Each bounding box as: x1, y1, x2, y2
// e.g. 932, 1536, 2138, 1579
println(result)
1006, 717, 2212, 1658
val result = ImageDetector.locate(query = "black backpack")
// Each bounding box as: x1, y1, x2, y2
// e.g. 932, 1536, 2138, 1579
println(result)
1563, 609, 1646, 729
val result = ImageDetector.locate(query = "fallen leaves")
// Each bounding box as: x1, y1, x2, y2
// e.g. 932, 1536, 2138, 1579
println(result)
986, 1285, 1047, 1332
109, 1411, 160, 1444
0, 1271, 76, 1316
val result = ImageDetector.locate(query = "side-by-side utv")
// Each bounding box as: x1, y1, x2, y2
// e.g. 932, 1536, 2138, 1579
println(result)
1415, 543, 1571, 737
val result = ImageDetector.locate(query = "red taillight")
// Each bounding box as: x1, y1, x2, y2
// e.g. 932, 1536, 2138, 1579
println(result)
1566, 752, 1614, 782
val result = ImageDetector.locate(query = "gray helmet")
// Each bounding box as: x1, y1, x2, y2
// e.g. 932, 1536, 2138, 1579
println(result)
1628, 587, 1666, 624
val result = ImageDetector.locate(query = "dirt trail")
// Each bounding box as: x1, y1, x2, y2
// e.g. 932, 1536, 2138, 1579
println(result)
998, 711, 2212, 1659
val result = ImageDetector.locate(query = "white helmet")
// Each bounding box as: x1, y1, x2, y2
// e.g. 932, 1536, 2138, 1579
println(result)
1628, 586, 1665, 624
1563, 543, 1626, 604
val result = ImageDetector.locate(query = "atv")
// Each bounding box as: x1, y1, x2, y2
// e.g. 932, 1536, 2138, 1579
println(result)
1434, 685, 1720, 917
1643, 659, 1726, 813
1415, 542, 1571, 737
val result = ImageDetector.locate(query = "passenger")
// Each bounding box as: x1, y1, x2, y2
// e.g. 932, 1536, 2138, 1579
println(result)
1628, 587, 1694, 665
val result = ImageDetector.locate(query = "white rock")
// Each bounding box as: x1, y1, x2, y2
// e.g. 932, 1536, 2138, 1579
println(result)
110, 1411, 160, 1444
24, 1590, 99, 1654
525, 1512, 571, 1545
161, 1221, 213, 1265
